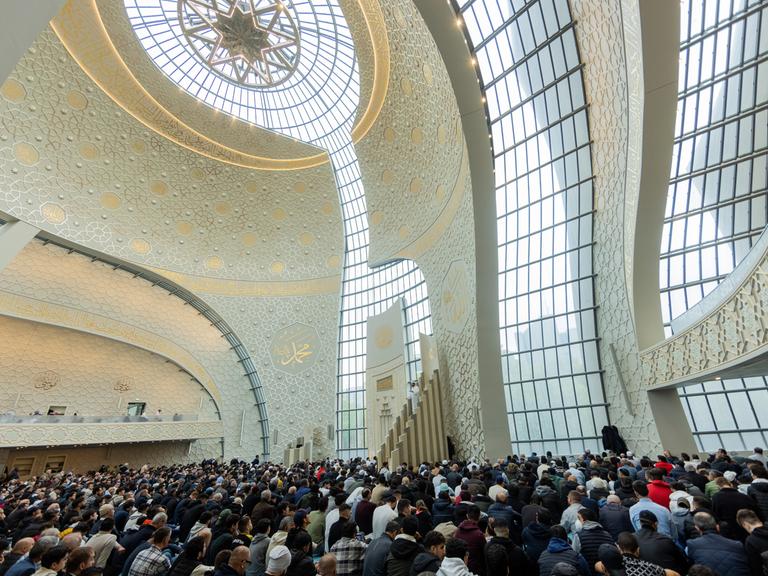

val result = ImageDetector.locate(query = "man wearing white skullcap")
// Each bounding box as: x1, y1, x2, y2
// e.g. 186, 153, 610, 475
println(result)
265, 545, 291, 576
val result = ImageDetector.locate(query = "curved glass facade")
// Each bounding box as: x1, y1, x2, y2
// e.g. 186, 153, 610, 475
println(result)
660, 0, 768, 451
457, 0, 607, 454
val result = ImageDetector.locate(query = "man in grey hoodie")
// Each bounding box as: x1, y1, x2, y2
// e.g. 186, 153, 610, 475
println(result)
246, 519, 272, 576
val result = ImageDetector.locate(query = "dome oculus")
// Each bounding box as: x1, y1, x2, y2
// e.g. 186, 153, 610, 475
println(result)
177, 0, 300, 87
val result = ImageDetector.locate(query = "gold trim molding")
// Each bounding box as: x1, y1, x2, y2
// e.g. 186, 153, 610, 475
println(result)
148, 267, 342, 297
50, 0, 389, 171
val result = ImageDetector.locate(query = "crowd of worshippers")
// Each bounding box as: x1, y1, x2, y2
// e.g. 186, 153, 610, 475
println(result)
1, 448, 768, 576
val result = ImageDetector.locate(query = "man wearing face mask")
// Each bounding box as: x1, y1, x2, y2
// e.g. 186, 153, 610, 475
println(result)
560, 492, 584, 538
570, 509, 613, 576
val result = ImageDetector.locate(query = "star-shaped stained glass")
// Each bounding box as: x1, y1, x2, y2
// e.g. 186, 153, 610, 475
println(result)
178, 0, 300, 87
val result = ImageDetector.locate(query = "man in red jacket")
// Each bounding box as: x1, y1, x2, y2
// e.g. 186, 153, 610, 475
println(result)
654, 455, 674, 476
646, 468, 672, 509
454, 505, 486, 575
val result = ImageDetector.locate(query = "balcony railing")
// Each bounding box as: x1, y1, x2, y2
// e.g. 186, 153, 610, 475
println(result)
0, 413, 201, 424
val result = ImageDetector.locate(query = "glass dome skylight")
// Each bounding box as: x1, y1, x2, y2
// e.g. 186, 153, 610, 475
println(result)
124, 0, 358, 143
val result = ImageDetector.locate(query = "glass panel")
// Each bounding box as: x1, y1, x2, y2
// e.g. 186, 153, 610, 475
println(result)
662, 0, 768, 452
459, 0, 606, 455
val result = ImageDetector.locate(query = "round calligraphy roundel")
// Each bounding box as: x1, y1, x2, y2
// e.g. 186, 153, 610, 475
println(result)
270, 322, 320, 375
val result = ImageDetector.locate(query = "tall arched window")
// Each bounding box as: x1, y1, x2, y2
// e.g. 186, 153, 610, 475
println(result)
456, 0, 607, 454
660, 0, 768, 452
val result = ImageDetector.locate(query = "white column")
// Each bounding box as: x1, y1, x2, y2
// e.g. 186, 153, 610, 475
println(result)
0, 1, 66, 84
0, 219, 39, 273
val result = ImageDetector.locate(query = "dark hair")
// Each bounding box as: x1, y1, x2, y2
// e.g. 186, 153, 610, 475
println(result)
632, 481, 648, 497
423, 531, 446, 548
334, 494, 347, 506
29, 541, 53, 562
290, 531, 312, 551
66, 547, 93, 573
750, 464, 768, 479
385, 520, 401, 534
183, 536, 207, 560
467, 506, 481, 521
100, 518, 115, 532
617, 532, 639, 553
577, 508, 596, 522
647, 468, 663, 481
237, 515, 250, 532
688, 565, 718, 576
41, 545, 69, 569
255, 518, 272, 534
397, 499, 411, 513
214, 550, 231, 569
401, 516, 418, 536
549, 525, 567, 540
486, 541, 509, 572
341, 521, 358, 539
199, 511, 214, 524
536, 508, 552, 526
444, 538, 467, 559
152, 527, 171, 544
223, 514, 240, 531
737, 509, 761, 526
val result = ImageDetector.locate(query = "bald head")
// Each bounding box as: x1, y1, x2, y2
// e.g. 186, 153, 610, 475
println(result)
228, 546, 251, 576
12, 538, 35, 555
317, 553, 337, 576
606, 495, 620, 504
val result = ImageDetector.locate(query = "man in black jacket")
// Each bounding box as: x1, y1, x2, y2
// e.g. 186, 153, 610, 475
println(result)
635, 510, 689, 575
384, 516, 422, 576
683, 465, 708, 492
748, 464, 768, 522
410, 530, 445, 575
485, 518, 531, 576
178, 493, 209, 542
737, 509, 768, 576
599, 496, 632, 541
571, 508, 614, 576
712, 479, 759, 541
327, 504, 352, 552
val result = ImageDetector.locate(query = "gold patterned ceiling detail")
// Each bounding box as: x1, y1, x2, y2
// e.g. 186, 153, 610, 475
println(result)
0, 0, 466, 291
50, 0, 389, 171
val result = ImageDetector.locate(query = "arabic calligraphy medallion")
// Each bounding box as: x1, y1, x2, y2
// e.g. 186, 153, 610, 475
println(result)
270, 322, 320, 374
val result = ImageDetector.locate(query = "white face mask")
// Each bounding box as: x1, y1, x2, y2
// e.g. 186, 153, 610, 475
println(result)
574, 520, 583, 532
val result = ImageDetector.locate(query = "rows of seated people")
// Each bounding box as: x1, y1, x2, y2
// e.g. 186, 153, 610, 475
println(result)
1, 447, 768, 576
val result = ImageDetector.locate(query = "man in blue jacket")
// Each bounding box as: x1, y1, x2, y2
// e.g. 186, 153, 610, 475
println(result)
686, 511, 750, 576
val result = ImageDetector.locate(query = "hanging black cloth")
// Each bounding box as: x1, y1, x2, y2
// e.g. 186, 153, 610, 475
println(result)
601, 425, 628, 454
